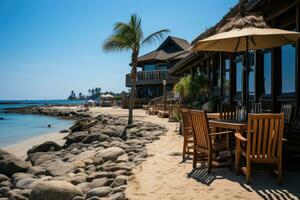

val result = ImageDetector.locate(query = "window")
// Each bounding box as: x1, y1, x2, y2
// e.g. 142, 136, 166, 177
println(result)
156, 63, 168, 70
263, 51, 271, 96
144, 64, 156, 71
223, 59, 230, 100
236, 61, 243, 97
281, 44, 296, 95
248, 52, 255, 98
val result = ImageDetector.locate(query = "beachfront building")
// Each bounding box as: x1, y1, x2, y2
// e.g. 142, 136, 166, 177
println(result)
171, 0, 300, 115
126, 36, 190, 100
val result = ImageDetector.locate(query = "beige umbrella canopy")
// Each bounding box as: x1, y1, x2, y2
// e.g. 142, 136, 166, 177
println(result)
192, 27, 300, 52
192, 11, 300, 108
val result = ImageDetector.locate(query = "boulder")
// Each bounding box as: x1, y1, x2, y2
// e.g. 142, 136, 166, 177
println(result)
27, 152, 59, 166
0, 149, 28, 176
59, 129, 70, 133
0, 174, 9, 182
43, 160, 75, 176
89, 178, 108, 188
108, 192, 124, 200
114, 175, 127, 187
64, 132, 88, 147
96, 147, 124, 162
69, 121, 85, 133
86, 187, 112, 198
30, 181, 83, 200
81, 133, 108, 144
27, 141, 62, 155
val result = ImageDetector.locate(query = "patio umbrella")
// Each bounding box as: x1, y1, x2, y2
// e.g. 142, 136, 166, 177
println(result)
192, 15, 300, 109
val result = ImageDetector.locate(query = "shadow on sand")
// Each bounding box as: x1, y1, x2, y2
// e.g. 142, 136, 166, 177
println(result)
186, 162, 300, 200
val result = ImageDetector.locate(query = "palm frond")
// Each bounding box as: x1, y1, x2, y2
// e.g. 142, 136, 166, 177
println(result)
102, 35, 131, 52
141, 29, 170, 47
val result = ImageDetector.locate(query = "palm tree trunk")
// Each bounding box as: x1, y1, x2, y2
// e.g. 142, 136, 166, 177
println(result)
128, 50, 138, 126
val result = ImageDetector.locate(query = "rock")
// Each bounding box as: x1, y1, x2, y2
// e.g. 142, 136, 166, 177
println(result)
11, 173, 36, 186
81, 133, 108, 144
0, 149, 28, 176
27, 166, 46, 176
89, 178, 108, 188
30, 180, 83, 200
71, 150, 96, 162
64, 132, 88, 147
69, 175, 86, 185
0, 187, 10, 195
96, 147, 124, 162
108, 192, 124, 200
76, 182, 91, 194
116, 154, 128, 163
69, 121, 85, 133
43, 160, 75, 176
86, 187, 112, 198
0, 181, 11, 188
15, 177, 37, 189
0, 174, 9, 182
59, 129, 70, 133
86, 172, 115, 182
27, 152, 59, 166
114, 175, 127, 187
0, 117, 4, 120
72, 196, 85, 200
27, 141, 62, 155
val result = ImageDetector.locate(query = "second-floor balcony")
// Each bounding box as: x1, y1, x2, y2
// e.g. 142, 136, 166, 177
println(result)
126, 70, 178, 87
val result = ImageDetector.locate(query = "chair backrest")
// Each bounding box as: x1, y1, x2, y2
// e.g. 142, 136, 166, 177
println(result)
190, 110, 210, 150
291, 106, 300, 130
219, 104, 239, 120
180, 108, 193, 135
246, 113, 285, 160
250, 103, 262, 113
281, 104, 293, 125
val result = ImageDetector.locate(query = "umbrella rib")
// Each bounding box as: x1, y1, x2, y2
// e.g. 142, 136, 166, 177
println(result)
234, 37, 241, 52
250, 36, 256, 47
279, 35, 294, 44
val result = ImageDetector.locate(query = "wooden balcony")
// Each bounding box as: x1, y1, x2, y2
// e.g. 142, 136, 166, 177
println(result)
126, 70, 178, 87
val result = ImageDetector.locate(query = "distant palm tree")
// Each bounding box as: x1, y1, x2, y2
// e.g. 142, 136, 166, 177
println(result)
103, 14, 169, 125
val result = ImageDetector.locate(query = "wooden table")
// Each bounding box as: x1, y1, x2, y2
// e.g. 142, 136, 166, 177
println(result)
209, 119, 247, 173
209, 119, 247, 133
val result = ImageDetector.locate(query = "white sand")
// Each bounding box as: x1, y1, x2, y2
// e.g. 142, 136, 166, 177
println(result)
4, 106, 300, 199
3, 132, 66, 159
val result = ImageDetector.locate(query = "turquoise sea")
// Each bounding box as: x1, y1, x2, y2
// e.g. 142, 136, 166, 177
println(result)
0, 100, 85, 147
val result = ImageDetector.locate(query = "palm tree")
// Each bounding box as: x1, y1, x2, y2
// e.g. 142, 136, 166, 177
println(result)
103, 14, 169, 125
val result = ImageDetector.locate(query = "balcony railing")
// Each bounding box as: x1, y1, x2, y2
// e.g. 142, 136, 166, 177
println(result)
126, 70, 178, 86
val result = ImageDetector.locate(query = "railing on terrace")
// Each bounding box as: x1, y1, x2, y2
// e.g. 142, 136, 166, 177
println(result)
126, 70, 178, 86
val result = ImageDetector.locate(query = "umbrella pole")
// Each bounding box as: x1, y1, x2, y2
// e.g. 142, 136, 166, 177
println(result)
245, 36, 249, 112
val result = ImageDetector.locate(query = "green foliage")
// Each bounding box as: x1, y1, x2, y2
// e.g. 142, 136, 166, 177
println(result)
173, 72, 210, 103
103, 14, 170, 53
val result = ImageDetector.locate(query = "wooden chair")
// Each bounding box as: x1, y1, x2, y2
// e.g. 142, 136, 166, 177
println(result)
219, 104, 239, 120
281, 104, 294, 126
235, 113, 285, 184
250, 103, 262, 113
180, 109, 194, 160
190, 110, 233, 172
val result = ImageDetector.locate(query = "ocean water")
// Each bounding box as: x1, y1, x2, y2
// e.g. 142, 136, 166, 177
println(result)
0, 100, 85, 147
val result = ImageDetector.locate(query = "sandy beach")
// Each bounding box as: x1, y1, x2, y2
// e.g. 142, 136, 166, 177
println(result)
89, 107, 300, 200
2, 106, 300, 200
3, 131, 66, 159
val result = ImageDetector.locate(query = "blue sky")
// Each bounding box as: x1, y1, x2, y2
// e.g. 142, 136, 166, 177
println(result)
0, 0, 238, 100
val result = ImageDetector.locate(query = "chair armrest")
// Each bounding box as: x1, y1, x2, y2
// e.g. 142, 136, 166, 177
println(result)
235, 132, 247, 142
209, 131, 233, 137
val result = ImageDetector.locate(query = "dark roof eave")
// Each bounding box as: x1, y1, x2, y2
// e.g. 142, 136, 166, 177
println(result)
169, 52, 199, 75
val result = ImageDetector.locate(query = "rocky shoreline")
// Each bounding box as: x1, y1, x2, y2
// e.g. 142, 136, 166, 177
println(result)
0, 106, 167, 200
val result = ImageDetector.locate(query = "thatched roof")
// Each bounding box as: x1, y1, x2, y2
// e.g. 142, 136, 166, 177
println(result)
192, 1, 268, 44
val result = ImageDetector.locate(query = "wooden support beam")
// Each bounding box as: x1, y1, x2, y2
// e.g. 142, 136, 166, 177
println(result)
220, 52, 224, 97
296, 3, 300, 114
230, 53, 236, 104
271, 47, 281, 112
